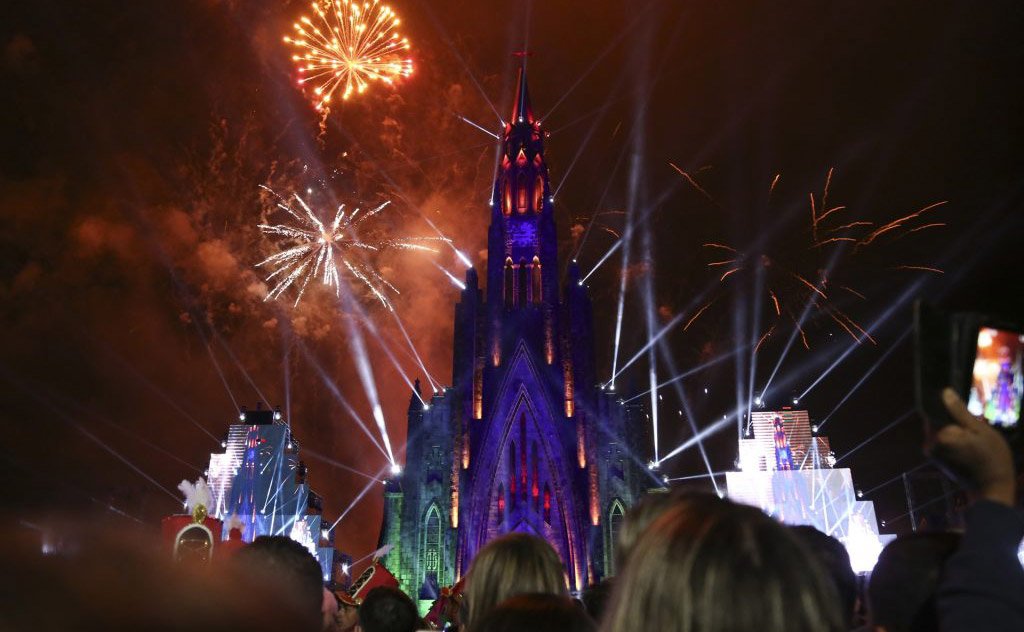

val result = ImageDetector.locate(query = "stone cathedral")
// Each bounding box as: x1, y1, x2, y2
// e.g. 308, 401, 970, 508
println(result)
377, 67, 652, 607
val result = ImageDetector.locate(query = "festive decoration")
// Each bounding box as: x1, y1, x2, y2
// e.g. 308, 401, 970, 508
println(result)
163, 477, 222, 564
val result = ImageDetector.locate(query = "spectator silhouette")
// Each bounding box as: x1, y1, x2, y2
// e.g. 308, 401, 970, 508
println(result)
867, 532, 961, 632
790, 525, 859, 628
462, 533, 566, 630
601, 492, 844, 632
471, 593, 595, 632
356, 586, 420, 632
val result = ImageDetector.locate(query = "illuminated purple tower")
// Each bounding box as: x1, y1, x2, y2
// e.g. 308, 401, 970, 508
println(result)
379, 66, 651, 607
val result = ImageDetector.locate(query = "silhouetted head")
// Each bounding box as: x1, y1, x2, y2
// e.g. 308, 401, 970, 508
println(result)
613, 491, 676, 572
463, 533, 566, 629
357, 586, 419, 632
471, 593, 595, 632
0, 524, 319, 631
580, 578, 614, 624
235, 535, 324, 626
868, 532, 961, 632
789, 525, 858, 626
602, 493, 844, 632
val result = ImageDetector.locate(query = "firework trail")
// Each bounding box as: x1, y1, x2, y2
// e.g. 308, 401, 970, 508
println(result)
284, 0, 413, 112
678, 167, 947, 347
256, 185, 445, 307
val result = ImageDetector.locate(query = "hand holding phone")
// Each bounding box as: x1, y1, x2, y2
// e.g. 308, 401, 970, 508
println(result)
914, 302, 1023, 437
933, 388, 1016, 506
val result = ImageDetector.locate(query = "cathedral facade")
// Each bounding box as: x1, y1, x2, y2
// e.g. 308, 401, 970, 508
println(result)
378, 68, 652, 605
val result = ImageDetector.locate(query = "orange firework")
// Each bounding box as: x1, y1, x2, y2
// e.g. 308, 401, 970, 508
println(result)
284, 0, 413, 110
676, 166, 947, 348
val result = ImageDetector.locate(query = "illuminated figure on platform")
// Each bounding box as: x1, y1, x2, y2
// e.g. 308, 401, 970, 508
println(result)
727, 408, 891, 573
378, 64, 652, 611
985, 355, 1022, 426
772, 415, 794, 471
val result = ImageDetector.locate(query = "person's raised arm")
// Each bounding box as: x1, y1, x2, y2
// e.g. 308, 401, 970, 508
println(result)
934, 388, 1024, 632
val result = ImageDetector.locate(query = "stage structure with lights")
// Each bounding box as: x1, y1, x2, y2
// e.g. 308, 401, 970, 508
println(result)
377, 67, 653, 609
203, 404, 350, 584
726, 408, 893, 573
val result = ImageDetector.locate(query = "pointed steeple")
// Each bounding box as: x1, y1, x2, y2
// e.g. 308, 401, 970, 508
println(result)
510, 61, 534, 124
408, 378, 422, 414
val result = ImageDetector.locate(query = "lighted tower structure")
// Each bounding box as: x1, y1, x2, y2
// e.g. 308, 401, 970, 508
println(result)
726, 408, 892, 573
205, 404, 345, 583
380, 66, 652, 608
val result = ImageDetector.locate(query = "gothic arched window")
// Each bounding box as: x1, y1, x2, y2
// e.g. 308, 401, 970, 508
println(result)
496, 483, 505, 525
508, 441, 517, 502
531, 256, 542, 304
422, 504, 442, 576
503, 178, 512, 216
517, 172, 528, 214
504, 258, 514, 308
518, 259, 528, 307
606, 500, 626, 575
519, 415, 528, 500
533, 175, 544, 213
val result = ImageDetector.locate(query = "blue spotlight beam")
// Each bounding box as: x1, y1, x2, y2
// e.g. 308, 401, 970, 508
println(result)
835, 409, 914, 465
862, 462, 928, 497
883, 486, 960, 527
743, 265, 765, 435
454, 113, 500, 140
666, 471, 732, 482
2, 366, 182, 505
329, 273, 404, 466
294, 340, 390, 460
759, 246, 844, 399
551, 70, 626, 200
420, 215, 473, 268
302, 447, 382, 483
657, 414, 735, 466
328, 464, 391, 532
93, 340, 219, 442
387, 307, 440, 393
541, 1, 658, 123
622, 343, 749, 403
656, 339, 721, 495
216, 335, 270, 406
606, 310, 687, 385
797, 280, 925, 401
419, 4, 504, 125
817, 328, 911, 431
204, 341, 240, 412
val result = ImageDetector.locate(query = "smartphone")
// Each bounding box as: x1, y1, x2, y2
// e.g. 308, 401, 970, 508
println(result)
914, 302, 1023, 434
966, 326, 1023, 429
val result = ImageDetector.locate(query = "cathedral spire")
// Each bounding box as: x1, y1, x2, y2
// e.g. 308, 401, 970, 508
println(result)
408, 378, 422, 414
510, 55, 534, 124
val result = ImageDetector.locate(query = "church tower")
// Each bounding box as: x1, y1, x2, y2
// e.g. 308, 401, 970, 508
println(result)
380, 64, 652, 609
461, 62, 586, 585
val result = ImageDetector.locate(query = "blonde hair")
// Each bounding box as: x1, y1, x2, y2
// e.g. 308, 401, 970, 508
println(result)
601, 494, 844, 632
463, 533, 567, 630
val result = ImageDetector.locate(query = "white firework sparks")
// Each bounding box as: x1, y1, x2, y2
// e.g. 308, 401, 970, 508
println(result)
256, 185, 444, 307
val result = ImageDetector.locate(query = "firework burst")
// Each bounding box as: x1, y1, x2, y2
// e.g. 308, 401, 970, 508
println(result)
256, 185, 444, 307
675, 165, 947, 348
284, 0, 413, 110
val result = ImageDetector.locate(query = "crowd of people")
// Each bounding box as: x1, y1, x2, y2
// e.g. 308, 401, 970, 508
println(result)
2, 391, 1020, 631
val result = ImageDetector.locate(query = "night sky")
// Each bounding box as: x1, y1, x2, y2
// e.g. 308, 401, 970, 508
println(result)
2, 1, 1022, 562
